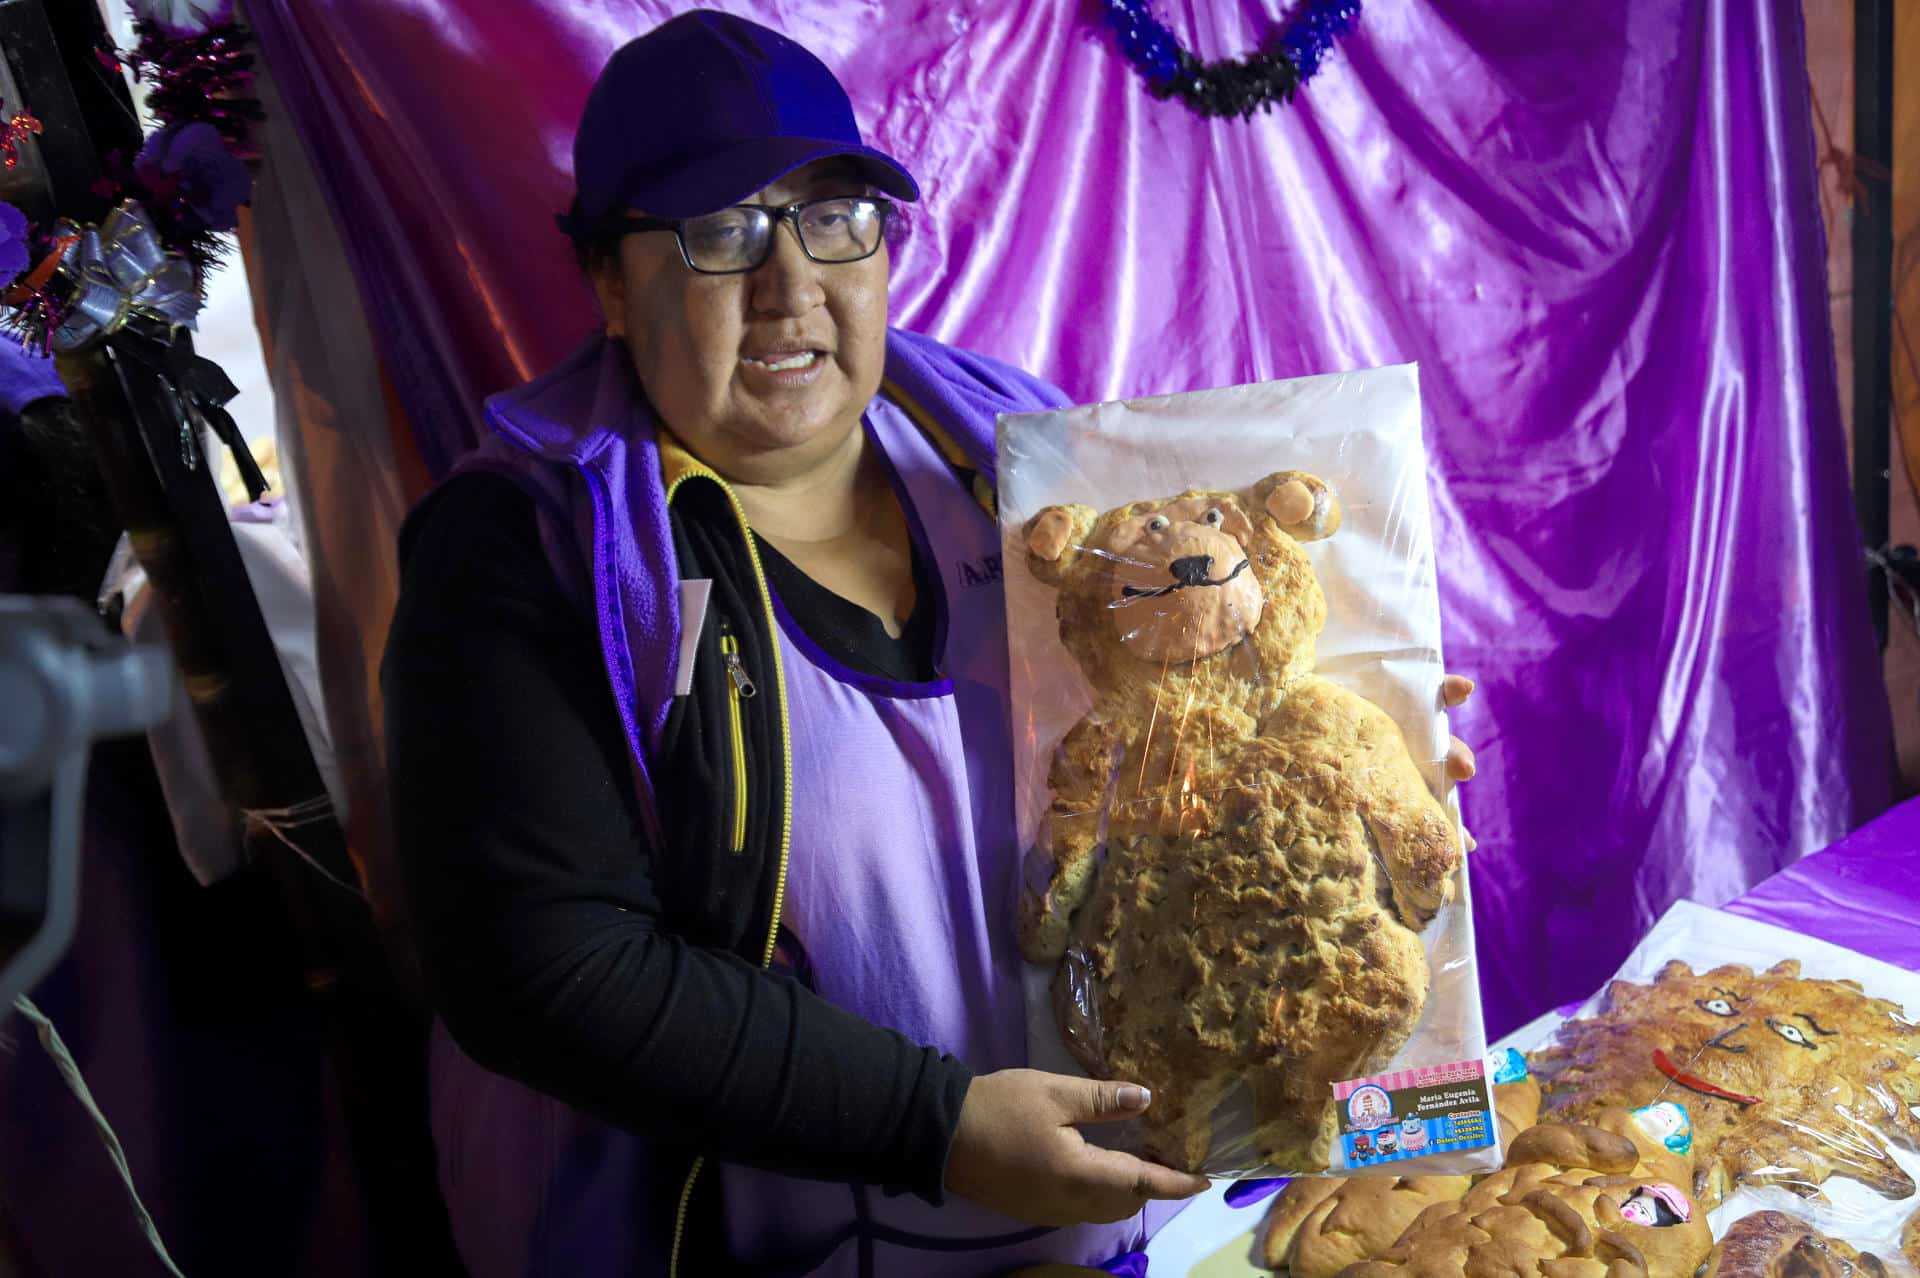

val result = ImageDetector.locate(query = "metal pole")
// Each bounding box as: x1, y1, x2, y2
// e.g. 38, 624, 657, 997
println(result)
1854, 0, 1895, 647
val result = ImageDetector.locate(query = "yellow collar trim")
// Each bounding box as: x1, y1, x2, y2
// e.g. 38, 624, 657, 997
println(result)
660, 431, 723, 500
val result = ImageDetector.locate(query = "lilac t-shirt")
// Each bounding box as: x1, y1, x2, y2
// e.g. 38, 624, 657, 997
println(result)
720, 399, 1175, 1275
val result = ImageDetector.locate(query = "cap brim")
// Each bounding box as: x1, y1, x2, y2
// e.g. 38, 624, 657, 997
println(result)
625, 136, 919, 219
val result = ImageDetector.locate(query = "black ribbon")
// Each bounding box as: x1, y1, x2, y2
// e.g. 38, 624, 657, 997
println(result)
115, 320, 268, 502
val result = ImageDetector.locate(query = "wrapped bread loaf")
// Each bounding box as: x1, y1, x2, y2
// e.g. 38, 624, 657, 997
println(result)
1329, 1109, 1712, 1278
1260, 1079, 1543, 1276
1697, 1211, 1888, 1278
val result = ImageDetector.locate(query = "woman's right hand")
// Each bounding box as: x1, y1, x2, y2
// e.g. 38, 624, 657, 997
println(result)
943, 1069, 1210, 1225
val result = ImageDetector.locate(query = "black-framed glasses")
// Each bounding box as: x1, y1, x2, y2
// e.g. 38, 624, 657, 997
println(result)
618, 196, 893, 275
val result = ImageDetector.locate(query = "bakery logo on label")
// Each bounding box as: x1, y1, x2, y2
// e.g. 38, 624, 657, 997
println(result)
1333, 1059, 1497, 1169
1345, 1085, 1393, 1130
956, 554, 1003, 588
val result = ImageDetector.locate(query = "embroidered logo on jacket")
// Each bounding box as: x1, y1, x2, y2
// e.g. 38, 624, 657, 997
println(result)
957, 554, 1003, 588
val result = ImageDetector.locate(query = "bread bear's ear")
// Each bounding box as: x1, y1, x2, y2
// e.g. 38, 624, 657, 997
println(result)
1252, 471, 1341, 542
1023, 504, 1098, 587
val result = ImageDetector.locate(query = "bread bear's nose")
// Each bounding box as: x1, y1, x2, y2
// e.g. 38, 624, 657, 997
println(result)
1170, 555, 1214, 586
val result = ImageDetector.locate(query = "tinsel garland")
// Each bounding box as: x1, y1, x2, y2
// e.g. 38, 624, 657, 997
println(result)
91, 143, 235, 287
1100, 0, 1362, 120
126, 20, 263, 160
2, 17, 260, 351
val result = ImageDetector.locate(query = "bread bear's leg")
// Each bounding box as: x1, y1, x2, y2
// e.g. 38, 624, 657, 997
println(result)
1136, 1071, 1231, 1173
1088, 842, 1224, 1172
1251, 905, 1431, 1171
1248, 1068, 1341, 1172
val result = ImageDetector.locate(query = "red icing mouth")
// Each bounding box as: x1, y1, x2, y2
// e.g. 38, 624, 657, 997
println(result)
1653, 1048, 1761, 1106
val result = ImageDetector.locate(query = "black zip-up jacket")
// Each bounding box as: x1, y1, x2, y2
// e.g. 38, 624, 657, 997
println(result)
383, 468, 973, 1269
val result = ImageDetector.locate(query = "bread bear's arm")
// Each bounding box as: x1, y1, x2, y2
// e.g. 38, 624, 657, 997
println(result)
1346, 697, 1461, 928
1016, 714, 1127, 963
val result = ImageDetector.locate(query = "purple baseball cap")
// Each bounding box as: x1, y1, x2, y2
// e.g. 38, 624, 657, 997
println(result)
560, 10, 919, 235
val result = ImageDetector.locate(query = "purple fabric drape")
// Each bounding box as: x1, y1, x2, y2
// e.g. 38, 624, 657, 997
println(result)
241, 0, 1889, 1036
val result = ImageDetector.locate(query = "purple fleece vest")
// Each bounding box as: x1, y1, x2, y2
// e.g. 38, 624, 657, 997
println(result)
717, 399, 1180, 1275
439, 331, 1182, 1274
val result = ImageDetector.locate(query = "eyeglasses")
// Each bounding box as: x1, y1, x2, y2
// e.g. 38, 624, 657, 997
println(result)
617, 196, 893, 275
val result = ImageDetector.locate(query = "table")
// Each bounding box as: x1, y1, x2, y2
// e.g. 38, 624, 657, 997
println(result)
1146, 795, 1920, 1276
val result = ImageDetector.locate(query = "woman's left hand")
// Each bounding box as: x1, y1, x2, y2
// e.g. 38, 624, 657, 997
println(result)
1442, 674, 1478, 851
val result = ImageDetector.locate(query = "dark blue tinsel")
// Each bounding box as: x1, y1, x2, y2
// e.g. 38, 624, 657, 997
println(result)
1099, 0, 1363, 119
1279, 0, 1362, 80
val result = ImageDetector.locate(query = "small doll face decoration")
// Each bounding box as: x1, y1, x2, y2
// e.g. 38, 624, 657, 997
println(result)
1631, 1100, 1693, 1156
1616, 1183, 1691, 1227
1488, 1047, 1530, 1085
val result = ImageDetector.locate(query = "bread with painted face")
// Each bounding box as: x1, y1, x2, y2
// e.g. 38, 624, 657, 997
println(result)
1529, 960, 1920, 1202
1017, 471, 1460, 1172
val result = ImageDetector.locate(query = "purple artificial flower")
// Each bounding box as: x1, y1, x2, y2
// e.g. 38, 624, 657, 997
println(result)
129, 0, 235, 38
135, 121, 250, 233
0, 200, 29, 283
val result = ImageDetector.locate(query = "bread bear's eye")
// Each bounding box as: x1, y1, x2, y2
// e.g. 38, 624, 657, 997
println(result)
1146, 515, 1170, 532
1696, 998, 1735, 1017
1203, 508, 1225, 527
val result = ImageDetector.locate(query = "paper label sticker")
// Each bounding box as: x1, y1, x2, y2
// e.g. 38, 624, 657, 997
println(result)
674, 579, 713, 697
1332, 1058, 1495, 1168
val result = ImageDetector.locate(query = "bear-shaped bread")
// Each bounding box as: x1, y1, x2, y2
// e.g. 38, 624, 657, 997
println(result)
1333, 1109, 1712, 1278
1529, 960, 1920, 1201
1017, 472, 1461, 1172
1697, 1211, 1889, 1278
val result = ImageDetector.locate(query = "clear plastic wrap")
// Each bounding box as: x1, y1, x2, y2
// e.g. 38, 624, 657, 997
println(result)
998, 364, 1494, 1179
1518, 901, 1920, 1262
1698, 1208, 1920, 1278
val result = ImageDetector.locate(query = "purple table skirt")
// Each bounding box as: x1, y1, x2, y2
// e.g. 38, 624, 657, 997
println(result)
1725, 794, 1920, 973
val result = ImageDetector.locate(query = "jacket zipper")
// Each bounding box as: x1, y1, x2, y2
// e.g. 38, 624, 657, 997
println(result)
666, 475, 793, 1278
719, 625, 755, 853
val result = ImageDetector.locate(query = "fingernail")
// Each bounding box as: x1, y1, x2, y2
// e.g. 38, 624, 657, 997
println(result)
1119, 1085, 1150, 1110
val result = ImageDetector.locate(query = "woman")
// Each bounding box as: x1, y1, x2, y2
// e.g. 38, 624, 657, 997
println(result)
384, 11, 1475, 1276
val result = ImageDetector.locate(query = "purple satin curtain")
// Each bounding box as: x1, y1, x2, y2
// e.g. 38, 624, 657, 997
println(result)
242, 0, 1890, 1036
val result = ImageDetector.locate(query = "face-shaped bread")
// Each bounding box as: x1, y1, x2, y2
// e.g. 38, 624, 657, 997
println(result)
1530, 960, 1920, 1202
